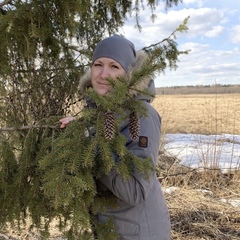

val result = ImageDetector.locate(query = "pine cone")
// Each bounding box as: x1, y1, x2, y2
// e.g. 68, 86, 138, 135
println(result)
129, 112, 140, 140
103, 111, 115, 140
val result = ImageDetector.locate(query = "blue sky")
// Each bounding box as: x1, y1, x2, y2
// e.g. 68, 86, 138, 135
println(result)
119, 0, 240, 87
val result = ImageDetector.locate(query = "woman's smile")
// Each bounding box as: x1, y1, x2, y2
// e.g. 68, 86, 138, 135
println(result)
91, 57, 126, 96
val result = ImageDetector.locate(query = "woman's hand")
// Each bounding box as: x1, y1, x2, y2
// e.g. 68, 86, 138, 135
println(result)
59, 116, 75, 128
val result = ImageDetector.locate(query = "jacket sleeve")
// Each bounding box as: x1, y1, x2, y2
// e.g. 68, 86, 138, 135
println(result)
98, 104, 161, 206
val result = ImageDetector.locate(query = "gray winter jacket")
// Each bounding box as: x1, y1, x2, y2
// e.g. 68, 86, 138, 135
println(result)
80, 52, 171, 240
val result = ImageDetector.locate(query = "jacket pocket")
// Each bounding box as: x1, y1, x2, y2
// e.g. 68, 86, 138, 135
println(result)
98, 214, 140, 240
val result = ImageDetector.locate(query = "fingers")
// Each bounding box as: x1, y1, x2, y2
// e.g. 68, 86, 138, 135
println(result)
59, 116, 75, 128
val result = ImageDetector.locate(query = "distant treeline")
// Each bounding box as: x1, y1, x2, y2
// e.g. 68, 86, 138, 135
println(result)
156, 84, 240, 95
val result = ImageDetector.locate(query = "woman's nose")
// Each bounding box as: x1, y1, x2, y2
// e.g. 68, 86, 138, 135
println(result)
100, 66, 110, 79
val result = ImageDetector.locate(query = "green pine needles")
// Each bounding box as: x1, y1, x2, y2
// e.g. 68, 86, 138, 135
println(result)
38, 73, 154, 236
0, 29, 190, 238
0, 68, 156, 239
0, 1, 189, 236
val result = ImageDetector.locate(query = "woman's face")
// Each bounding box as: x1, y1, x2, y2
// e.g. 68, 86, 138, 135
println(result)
91, 57, 126, 96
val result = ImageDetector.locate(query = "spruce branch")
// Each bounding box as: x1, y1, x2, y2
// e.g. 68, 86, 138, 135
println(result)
0, 124, 58, 131
142, 16, 190, 51
0, 0, 189, 238
141, 16, 190, 72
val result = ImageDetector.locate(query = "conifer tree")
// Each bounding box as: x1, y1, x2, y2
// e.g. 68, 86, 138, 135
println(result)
0, 0, 187, 238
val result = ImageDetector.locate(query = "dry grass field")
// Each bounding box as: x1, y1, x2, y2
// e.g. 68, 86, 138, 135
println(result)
154, 94, 240, 240
1, 94, 240, 240
152, 94, 240, 135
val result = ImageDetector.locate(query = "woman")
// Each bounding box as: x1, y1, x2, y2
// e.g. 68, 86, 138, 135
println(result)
60, 34, 171, 240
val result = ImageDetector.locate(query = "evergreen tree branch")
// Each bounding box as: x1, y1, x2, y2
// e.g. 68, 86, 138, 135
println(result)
10, 66, 85, 74
0, 124, 58, 131
142, 16, 190, 51
0, 1, 188, 237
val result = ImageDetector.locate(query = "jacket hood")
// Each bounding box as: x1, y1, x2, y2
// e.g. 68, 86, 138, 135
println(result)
79, 51, 156, 103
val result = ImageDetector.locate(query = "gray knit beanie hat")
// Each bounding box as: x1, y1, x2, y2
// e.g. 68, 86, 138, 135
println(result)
92, 34, 136, 72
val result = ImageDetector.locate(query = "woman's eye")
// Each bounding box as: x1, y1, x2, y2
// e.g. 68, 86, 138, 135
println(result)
94, 63, 102, 67
112, 65, 119, 69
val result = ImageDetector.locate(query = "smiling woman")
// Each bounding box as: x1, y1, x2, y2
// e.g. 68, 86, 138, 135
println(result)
91, 58, 126, 96
90, 34, 136, 96
59, 34, 171, 240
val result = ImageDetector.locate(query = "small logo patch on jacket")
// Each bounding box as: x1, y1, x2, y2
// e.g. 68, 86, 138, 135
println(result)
138, 136, 148, 148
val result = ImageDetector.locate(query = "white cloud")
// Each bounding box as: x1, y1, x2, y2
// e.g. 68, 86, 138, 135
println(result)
205, 25, 224, 38
180, 8, 224, 38
191, 63, 240, 73
230, 25, 240, 44
179, 42, 209, 53
155, 43, 240, 87
120, 1, 240, 87
183, 0, 203, 7
122, 7, 225, 49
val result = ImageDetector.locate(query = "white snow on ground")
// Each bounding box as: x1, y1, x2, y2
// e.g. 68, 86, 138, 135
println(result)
163, 134, 240, 173
162, 133, 240, 208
